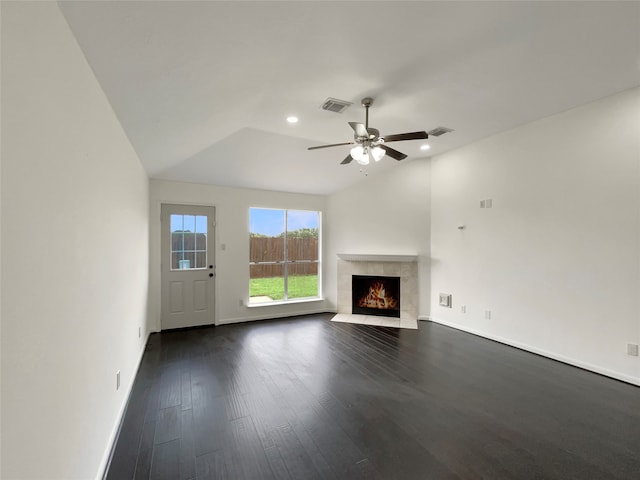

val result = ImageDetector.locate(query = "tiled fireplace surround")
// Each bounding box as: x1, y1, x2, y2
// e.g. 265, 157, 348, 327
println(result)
332, 254, 419, 329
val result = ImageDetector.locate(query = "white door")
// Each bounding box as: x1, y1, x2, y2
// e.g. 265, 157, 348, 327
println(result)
161, 204, 215, 330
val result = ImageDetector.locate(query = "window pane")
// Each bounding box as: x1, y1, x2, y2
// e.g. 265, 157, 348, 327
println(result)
170, 214, 184, 233
171, 250, 183, 270
195, 215, 207, 250
195, 215, 207, 233
174, 251, 195, 270
286, 237, 319, 262
171, 232, 184, 252
286, 210, 319, 261
184, 252, 195, 269
183, 215, 196, 233
195, 251, 206, 269
250, 236, 284, 263
287, 272, 318, 300
249, 264, 284, 302
250, 208, 284, 263
184, 232, 195, 251
287, 260, 318, 277
250, 208, 285, 237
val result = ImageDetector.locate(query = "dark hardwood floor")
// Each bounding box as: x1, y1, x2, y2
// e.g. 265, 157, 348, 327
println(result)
106, 313, 640, 480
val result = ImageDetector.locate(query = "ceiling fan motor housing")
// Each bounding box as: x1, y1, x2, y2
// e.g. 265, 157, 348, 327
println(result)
353, 128, 379, 144
361, 97, 374, 108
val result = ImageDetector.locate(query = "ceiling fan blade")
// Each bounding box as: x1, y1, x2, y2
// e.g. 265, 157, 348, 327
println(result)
380, 144, 407, 161
348, 122, 369, 138
380, 131, 429, 142
307, 141, 354, 151
340, 154, 353, 165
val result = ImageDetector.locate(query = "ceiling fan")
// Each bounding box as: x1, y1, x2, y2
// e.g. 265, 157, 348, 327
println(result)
308, 97, 428, 166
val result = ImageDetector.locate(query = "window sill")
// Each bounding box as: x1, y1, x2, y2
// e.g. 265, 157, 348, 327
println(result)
247, 297, 324, 308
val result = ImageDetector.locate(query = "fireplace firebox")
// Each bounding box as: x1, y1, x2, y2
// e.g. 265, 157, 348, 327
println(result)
351, 275, 401, 318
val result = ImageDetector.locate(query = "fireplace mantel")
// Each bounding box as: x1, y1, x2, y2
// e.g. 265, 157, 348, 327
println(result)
336, 253, 418, 263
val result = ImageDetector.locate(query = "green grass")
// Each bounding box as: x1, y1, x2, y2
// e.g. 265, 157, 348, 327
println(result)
250, 275, 318, 301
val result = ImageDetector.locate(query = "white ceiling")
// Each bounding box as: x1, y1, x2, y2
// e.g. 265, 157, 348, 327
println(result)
59, 1, 640, 195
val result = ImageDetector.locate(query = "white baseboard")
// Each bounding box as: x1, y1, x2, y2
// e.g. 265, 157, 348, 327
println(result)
97, 334, 150, 480
428, 317, 640, 387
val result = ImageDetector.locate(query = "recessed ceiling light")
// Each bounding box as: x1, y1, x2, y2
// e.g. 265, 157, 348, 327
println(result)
286, 116, 299, 124
420, 144, 431, 151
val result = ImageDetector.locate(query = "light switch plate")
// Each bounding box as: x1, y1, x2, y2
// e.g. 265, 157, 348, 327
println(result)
439, 293, 452, 308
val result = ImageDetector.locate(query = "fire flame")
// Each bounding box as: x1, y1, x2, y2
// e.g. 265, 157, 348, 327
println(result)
358, 281, 398, 310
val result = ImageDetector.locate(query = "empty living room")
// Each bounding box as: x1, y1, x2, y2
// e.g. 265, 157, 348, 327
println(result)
1, 1, 639, 479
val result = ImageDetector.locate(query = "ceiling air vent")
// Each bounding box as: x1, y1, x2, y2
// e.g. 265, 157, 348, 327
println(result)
321, 98, 352, 114
428, 126, 454, 137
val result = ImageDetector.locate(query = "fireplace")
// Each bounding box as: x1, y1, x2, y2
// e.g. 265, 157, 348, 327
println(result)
352, 275, 401, 318
335, 254, 418, 328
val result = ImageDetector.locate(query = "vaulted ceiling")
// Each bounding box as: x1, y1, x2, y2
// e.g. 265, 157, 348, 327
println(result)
59, 1, 640, 195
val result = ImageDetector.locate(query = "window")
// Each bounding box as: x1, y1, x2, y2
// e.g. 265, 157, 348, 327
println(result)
249, 208, 320, 303
170, 214, 208, 270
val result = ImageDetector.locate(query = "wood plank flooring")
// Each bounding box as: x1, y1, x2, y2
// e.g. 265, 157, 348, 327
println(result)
106, 314, 640, 479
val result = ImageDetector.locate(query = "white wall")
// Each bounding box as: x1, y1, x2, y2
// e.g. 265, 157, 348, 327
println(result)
325, 158, 431, 317
149, 180, 328, 328
430, 87, 640, 385
1, 3, 150, 479
0, 3, 4, 475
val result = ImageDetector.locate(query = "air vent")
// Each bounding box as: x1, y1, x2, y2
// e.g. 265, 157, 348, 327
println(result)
321, 98, 352, 114
428, 126, 454, 137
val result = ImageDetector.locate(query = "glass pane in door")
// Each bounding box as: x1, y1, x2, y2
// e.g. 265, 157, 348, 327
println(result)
170, 214, 208, 270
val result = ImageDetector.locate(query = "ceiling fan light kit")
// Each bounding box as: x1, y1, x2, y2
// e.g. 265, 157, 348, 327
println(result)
308, 97, 429, 166
350, 144, 385, 165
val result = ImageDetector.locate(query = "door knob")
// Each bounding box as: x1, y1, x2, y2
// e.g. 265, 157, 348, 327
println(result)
209, 273, 214, 278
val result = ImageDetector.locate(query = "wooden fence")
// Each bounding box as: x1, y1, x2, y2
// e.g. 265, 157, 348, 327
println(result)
250, 237, 318, 278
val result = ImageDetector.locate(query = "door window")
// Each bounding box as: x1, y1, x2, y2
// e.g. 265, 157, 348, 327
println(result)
170, 214, 208, 270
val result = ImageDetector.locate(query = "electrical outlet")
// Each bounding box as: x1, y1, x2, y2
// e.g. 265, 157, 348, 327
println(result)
461, 305, 466, 314
116, 370, 121, 390
627, 343, 639, 357
484, 310, 492, 320
480, 200, 486, 208
138, 327, 141, 338
485, 198, 493, 208
239, 299, 244, 307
